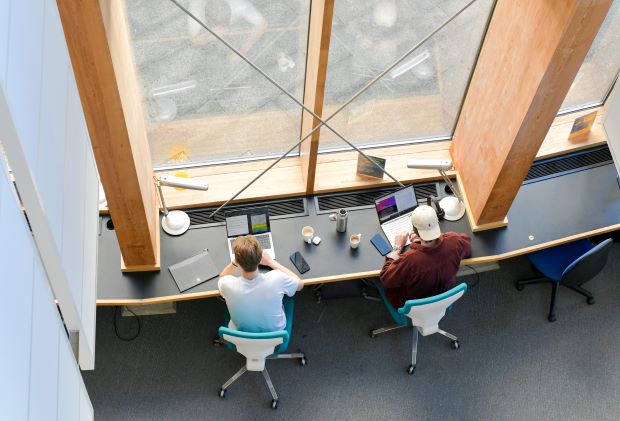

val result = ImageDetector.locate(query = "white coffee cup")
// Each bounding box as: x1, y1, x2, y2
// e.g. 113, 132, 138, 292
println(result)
302, 226, 314, 243
350, 233, 362, 249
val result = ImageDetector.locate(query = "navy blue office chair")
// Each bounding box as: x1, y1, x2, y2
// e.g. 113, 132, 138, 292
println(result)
515, 238, 613, 322
217, 296, 305, 409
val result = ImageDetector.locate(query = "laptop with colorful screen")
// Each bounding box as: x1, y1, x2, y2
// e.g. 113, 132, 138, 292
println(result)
225, 206, 275, 262
374, 186, 418, 247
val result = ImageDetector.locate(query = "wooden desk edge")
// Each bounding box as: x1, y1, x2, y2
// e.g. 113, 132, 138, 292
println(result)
96, 222, 620, 307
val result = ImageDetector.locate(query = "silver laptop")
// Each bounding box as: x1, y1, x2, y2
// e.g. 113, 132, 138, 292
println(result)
168, 249, 219, 292
374, 186, 418, 247
225, 206, 276, 262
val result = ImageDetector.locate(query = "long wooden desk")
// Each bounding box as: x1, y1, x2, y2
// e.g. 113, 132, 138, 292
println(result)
96, 161, 620, 306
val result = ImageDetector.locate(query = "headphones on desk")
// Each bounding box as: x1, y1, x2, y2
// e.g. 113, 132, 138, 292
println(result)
426, 196, 445, 221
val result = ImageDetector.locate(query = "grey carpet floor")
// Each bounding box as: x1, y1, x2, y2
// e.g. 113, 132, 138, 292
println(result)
83, 246, 620, 421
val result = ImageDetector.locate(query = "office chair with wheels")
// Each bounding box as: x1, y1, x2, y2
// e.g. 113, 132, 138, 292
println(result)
217, 296, 305, 409
515, 238, 613, 322
369, 282, 467, 375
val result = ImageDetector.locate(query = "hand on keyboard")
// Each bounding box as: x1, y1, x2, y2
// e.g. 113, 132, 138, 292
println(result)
259, 250, 275, 268
395, 232, 409, 248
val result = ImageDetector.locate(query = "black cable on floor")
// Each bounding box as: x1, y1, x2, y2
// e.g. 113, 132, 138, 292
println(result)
113, 306, 141, 341
464, 265, 481, 289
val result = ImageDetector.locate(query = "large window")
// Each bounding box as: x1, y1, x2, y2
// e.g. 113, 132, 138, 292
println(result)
318, 0, 495, 151
125, 0, 619, 176
98, 0, 619, 208
560, 0, 620, 113
125, 0, 310, 168
125, 0, 495, 167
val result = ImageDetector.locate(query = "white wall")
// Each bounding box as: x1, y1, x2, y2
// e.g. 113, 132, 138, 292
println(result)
0, 0, 98, 370
603, 79, 620, 175
0, 160, 93, 421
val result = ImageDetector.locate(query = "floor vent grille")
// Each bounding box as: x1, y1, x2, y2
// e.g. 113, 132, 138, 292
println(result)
187, 197, 307, 228
525, 146, 612, 183
316, 182, 438, 214
182, 148, 609, 227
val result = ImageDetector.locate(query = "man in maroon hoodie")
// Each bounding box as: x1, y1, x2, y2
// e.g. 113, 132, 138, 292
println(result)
379, 205, 471, 309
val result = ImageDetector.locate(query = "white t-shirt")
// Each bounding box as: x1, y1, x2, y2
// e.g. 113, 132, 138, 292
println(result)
218, 270, 299, 332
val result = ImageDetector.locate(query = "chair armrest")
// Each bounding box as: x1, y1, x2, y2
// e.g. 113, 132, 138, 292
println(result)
398, 282, 468, 315
218, 326, 289, 343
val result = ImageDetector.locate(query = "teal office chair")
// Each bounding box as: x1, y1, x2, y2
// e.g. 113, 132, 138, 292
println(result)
217, 296, 305, 409
370, 282, 467, 374
515, 238, 613, 322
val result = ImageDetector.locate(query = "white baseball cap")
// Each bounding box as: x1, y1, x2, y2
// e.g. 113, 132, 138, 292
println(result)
410, 205, 441, 241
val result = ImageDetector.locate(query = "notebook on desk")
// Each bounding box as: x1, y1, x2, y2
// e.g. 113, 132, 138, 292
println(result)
169, 249, 219, 292
225, 206, 276, 261
374, 185, 418, 248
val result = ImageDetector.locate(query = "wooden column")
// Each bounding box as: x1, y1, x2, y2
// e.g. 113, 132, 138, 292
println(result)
300, 0, 335, 193
451, 0, 612, 230
57, 0, 159, 270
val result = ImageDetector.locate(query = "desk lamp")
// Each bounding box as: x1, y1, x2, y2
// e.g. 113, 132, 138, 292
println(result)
154, 175, 209, 236
407, 159, 466, 221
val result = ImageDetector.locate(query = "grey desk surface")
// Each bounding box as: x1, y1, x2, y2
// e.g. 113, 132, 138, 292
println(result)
97, 164, 620, 305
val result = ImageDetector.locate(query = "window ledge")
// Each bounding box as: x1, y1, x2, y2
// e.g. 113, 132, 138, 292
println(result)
99, 107, 606, 213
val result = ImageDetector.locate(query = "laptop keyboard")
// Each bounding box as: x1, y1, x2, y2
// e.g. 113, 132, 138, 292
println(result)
382, 215, 412, 247
230, 234, 272, 250
254, 233, 273, 249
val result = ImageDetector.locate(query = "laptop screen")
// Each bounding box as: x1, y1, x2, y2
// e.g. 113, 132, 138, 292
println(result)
374, 186, 418, 224
225, 207, 271, 238
249, 213, 268, 234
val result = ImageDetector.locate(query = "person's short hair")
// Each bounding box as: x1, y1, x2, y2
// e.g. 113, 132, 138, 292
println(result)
232, 235, 262, 272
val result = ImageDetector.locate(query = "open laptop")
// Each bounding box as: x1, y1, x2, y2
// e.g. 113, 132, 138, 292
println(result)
374, 185, 418, 248
225, 206, 276, 261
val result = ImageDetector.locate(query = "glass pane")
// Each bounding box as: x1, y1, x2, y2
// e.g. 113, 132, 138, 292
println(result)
319, 0, 495, 151
124, 0, 310, 167
560, 0, 620, 113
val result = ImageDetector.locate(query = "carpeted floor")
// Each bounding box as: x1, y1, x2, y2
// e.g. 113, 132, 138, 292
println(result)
83, 246, 620, 420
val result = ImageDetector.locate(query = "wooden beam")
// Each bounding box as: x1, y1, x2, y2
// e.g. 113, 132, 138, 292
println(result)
300, 0, 334, 193
451, 0, 612, 227
57, 0, 159, 270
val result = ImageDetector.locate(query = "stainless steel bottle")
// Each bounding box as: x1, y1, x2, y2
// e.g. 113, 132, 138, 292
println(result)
335, 208, 348, 232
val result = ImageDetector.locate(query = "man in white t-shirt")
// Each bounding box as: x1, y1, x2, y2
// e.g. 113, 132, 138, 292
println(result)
218, 235, 303, 332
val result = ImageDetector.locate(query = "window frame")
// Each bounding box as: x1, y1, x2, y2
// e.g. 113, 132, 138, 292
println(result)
100, 1, 613, 211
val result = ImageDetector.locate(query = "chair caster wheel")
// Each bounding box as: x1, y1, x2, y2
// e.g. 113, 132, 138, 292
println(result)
515, 282, 524, 291
219, 388, 226, 398
587, 297, 596, 305
271, 399, 278, 409
548, 314, 557, 322
407, 364, 416, 375
300, 356, 307, 366
452, 340, 460, 350
369, 330, 376, 338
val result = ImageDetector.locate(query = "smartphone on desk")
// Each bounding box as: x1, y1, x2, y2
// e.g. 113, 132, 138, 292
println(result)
290, 251, 310, 274
370, 233, 391, 256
